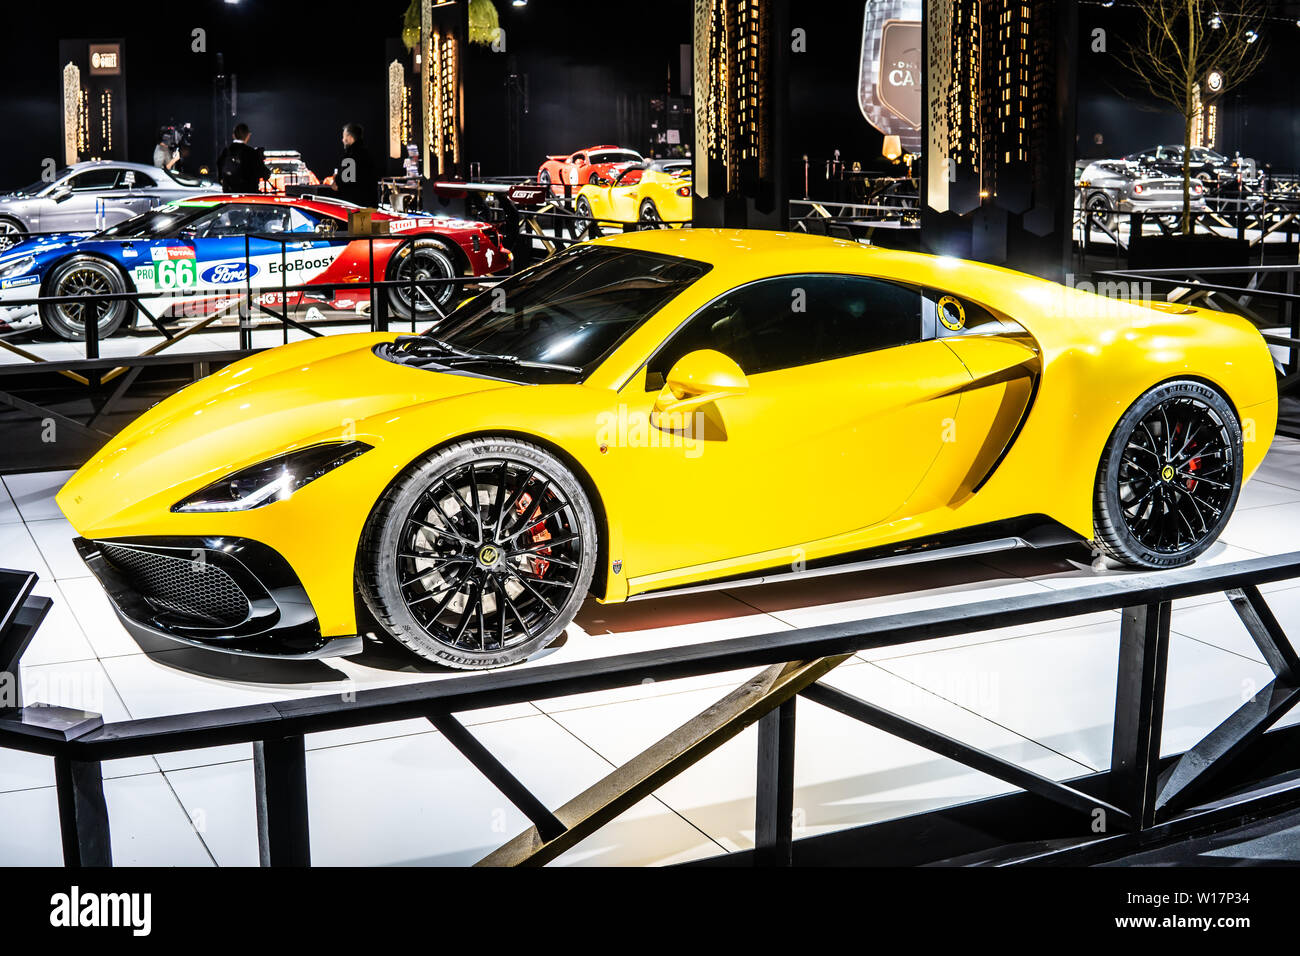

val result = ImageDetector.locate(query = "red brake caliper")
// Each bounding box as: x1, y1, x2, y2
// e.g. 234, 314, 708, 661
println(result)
514, 492, 551, 577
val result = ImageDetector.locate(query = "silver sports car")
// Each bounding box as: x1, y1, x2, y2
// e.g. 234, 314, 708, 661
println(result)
1077, 159, 1208, 228
0, 161, 216, 250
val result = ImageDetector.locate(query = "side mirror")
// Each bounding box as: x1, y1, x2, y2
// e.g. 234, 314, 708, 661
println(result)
50, 187, 72, 203
653, 349, 748, 419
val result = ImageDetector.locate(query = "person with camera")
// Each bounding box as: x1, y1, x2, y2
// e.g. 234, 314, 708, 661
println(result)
153, 128, 180, 171
217, 123, 271, 194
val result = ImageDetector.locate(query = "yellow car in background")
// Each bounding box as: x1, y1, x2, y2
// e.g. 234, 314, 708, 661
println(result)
574, 159, 693, 236
58, 230, 1276, 670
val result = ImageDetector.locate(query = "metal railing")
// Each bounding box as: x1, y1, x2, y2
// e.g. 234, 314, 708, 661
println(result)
5, 549, 1299, 867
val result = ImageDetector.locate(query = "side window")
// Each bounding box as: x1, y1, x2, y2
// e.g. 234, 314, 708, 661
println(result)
119, 170, 157, 190
287, 208, 318, 233
189, 204, 291, 237
67, 169, 121, 192
647, 275, 922, 387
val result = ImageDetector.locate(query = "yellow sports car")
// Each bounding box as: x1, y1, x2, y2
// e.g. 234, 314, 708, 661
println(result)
574, 159, 693, 236
58, 230, 1276, 669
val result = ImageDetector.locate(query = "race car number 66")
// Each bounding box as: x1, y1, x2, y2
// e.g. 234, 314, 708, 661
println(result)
156, 259, 197, 289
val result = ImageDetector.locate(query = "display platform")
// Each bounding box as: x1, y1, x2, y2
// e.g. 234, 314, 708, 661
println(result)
1, 435, 1297, 866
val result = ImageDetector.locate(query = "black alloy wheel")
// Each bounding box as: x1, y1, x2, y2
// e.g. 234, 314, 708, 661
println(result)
638, 199, 665, 229
574, 196, 601, 239
1086, 193, 1116, 232
1094, 380, 1243, 569
387, 240, 457, 320
359, 438, 597, 669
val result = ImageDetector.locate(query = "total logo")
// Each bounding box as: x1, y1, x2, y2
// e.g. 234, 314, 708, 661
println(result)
151, 245, 197, 261
201, 262, 259, 284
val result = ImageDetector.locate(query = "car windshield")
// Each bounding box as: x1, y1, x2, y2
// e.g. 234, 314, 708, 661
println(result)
163, 169, 212, 187
92, 206, 206, 239
426, 244, 711, 383
9, 175, 65, 197
589, 151, 643, 165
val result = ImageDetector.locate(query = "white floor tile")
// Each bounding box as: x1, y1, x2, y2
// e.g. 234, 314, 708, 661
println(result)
546, 662, 1092, 852
1221, 501, 1300, 557
0, 785, 63, 864
0, 482, 20, 525
2, 470, 74, 522
26, 517, 90, 581
18, 582, 97, 667
0, 522, 52, 583
877, 626, 1275, 771
101, 772, 214, 866
1237, 478, 1300, 511
166, 714, 721, 867
56, 576, 143, 659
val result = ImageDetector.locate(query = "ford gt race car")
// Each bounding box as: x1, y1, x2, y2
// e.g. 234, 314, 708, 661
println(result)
58, 231, 1276, 669
537, 145, 644, 196
0, 193, 511, 340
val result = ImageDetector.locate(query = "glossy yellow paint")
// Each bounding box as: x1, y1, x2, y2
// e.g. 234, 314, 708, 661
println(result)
57, 229, 1278, 638
578, 167, 693, 225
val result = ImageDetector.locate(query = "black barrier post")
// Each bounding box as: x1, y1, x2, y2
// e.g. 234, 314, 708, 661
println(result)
241, 235, 253, 351
254, 734, 311, 866
84, 300, 100, 388
370, 236, 387, 332
280, 235, 289, 345
1109, 602, 1171, 831
54, 754, 112, 867
754, 697, 796, 866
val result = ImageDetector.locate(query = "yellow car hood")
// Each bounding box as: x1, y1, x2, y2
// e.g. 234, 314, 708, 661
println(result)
58, 332, 517, 530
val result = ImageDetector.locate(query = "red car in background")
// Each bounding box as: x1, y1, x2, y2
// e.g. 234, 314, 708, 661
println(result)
537, 145, 644, 196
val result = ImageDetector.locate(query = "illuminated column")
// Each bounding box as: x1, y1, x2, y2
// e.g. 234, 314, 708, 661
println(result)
421, 0, 464, 179
59, 40, 126, 162
62, 62, 83, 165
692, 0, 789, 229
921, 0, 1077, 280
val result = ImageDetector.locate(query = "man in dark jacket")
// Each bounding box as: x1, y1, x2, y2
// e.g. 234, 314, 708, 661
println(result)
332, 123, 379, 207
217, 123, 271, 193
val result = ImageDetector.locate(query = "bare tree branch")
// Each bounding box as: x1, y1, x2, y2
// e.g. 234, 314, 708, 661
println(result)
1116, 0, 1268, 232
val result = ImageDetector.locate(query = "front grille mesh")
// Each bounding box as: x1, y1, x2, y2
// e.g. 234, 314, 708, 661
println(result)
100, 544, 250, 627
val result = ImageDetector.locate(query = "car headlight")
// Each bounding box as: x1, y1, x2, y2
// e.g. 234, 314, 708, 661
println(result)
171, 441, 372, 513
0, 256, 35, 279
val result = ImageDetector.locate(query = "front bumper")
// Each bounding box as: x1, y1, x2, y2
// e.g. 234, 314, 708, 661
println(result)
74, 535, 363, 659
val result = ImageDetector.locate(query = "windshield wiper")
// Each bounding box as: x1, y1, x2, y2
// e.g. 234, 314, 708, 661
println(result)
434, 353, 584, 375
392, 334, 474, 357
390, 336, 582, 375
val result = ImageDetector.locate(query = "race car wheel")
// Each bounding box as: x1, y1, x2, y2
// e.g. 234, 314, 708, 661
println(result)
359, 437, 598, 670
0, 217, 25, 252
638, 199, 666, 229
1093, 380, 1242, 569
539, 169, 553, 197
573, 197, 601, 240
39, 256, 132, 342
387, 240, 457, 321
1085, 193, 1116, 232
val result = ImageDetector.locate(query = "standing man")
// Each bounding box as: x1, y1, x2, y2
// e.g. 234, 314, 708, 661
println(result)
217, 123, 270, 193
332, 123, 379, 207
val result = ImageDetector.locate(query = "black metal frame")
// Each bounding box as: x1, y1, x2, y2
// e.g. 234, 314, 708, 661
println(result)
4, 550, 1300, 867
